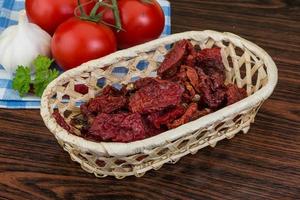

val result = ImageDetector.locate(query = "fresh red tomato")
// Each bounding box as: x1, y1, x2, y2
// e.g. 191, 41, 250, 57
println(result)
25, 0, 95, 35
51, 17, 117, 70
101, 0, 165, 49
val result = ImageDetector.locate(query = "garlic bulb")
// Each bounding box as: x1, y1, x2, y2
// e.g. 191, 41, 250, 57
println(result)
0, 10, 51, 74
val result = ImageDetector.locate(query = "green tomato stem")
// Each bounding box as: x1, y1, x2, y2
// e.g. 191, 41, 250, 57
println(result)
140, 0, 153, 4
98, 1, 113, 8
77, 0, 88, 17
75, 0, 122, 31
90, 2, 101, 17
97, 1, 123, 31
111, 0, 122, 31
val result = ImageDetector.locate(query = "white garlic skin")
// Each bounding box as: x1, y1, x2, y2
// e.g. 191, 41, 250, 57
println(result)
0, 10, 51, 74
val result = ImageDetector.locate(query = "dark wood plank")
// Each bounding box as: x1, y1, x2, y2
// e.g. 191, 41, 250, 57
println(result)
0, 0, 300, 199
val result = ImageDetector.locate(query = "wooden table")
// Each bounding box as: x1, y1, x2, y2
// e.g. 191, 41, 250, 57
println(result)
1, 0, 299, 199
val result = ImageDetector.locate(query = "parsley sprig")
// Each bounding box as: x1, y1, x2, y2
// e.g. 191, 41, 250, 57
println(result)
12, 55, 59, 97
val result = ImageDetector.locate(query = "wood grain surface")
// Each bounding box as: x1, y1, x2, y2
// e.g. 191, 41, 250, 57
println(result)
0, 0, 300, 199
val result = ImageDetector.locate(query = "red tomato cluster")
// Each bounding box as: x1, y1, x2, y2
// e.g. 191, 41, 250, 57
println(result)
25, 0, 165, 70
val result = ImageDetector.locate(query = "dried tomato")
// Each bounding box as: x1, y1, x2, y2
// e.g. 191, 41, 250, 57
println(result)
147, 105, 185, 129
167, 65, 199, 103
69, 39, 249, 143
196, 68, 226, 109
196, 48, 225, 88
183, 82, 196, 102
197, 48, 224, 73
168, 104, 213, 129
158, 40, 191, 78
204, 88, 226, 109
79, 85, 128, 115
86, 95, 127, 114
225, 84, 247, 105
185, 55, 196, 67
53, 110, 73, 133
184, 41, 197, 67
79, 104, 95, 124
102, 85, 123, 96
210, 72, 226, 89
129, 78, 184, 114
74, 84, 89, 95
142, 116, 166, 137
88, 113, 146, 142
167, 103, 199, 129
183, 65, 199, 89
134, 77, 159, 90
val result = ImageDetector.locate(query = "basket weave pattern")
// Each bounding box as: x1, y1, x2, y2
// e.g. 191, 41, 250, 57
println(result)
41, 31, 277, 179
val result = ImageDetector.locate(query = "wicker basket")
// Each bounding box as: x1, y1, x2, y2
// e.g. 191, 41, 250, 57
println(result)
40, 30, 278, 179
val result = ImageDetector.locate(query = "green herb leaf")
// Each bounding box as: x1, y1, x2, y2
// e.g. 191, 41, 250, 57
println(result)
33, 55, 54, 73
34, 68, 59, 97
33, 55, 58, 97
12, 66, 31, 97
12, 55, 59, 97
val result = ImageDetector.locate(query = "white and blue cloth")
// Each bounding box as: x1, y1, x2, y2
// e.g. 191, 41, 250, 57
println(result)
0, 0, 171, 109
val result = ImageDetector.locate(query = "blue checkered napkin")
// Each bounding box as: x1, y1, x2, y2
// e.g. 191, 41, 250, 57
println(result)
0, 0, 171, 109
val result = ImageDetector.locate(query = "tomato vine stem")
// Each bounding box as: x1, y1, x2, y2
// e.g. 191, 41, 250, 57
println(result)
77, 0, 88, 17
75, 0, 122, 31
110, 0, 122, 31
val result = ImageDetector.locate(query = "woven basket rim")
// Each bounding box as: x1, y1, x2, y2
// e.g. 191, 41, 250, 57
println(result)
40, 30, 278, 157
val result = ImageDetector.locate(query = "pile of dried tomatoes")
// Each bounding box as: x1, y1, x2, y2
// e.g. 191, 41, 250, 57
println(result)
54, 39, 247, 143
